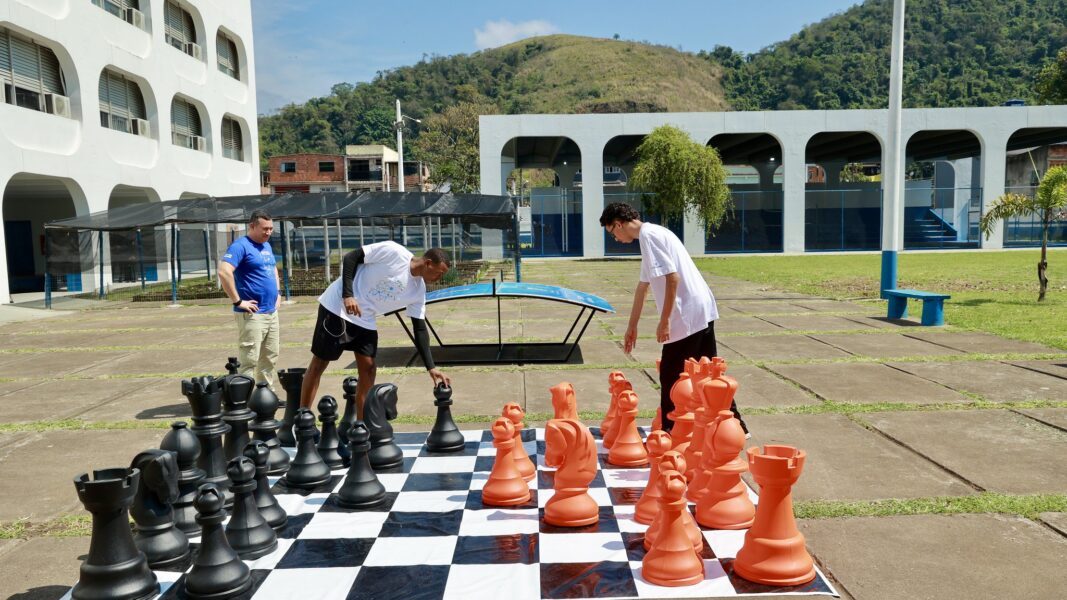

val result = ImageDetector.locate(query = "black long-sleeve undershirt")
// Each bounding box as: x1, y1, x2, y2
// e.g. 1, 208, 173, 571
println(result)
410, 317, 435, 370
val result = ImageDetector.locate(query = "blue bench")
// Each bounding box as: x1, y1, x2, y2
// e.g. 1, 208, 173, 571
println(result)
883, 289, 950, 326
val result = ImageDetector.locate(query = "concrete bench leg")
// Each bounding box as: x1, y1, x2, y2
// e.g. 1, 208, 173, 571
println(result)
921, 299, 945, 326
887, 296, 908, 320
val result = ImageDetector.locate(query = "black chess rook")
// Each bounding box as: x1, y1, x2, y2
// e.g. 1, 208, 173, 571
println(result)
276, 368, 306, 448
182, 376, 233, 509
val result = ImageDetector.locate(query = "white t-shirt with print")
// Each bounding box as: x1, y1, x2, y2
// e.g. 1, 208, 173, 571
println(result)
318, 241, 426, 330
638, 222, 718, 344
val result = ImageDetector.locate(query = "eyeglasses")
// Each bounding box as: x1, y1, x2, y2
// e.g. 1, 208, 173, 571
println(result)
606, 223, 619, 237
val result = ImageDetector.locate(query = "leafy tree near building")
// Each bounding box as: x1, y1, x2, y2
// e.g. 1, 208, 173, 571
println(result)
411, 102, 497, 193
1036, 47, 1067, 104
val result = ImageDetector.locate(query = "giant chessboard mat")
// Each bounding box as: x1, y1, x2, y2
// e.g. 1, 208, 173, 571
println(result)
62, 427, 838, 600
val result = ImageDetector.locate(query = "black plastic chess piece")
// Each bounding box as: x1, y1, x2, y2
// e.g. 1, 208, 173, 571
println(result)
248, 382, 291, 475
337, 421, 386, 508
159, 421, 205, 536
185, 484, 251, 600
364, 383, 403, 470
71, 468, 159, 600
276, 368, 306, 448
224, 456, 278, 560
426, 382, 465, 452
222, 374, 255, 462
181, 377, 233, 508
130, 449, 190, 570
316, 396, 345, 469
337, 376, 359, 454
243, 441, 287, 530
281, 408, 332, 489
224, 356, 240, 376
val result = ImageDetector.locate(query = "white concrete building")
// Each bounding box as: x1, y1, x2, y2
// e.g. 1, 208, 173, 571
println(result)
0, 0, 259, 301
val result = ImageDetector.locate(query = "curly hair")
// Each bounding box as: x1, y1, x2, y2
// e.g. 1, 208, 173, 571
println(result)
599, 202, 640, 226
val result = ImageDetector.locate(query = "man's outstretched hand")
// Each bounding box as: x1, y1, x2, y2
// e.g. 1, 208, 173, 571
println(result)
428, 368, 451, 386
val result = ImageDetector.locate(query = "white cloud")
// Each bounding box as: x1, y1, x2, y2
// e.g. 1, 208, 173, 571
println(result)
474, 19, 560, 50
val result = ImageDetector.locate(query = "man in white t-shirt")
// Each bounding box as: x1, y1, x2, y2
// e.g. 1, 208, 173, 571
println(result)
600, 203, 747, 434
299, 241, 451, 418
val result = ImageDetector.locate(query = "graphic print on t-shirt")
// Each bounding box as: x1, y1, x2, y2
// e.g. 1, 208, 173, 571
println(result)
368, 276, 406, 304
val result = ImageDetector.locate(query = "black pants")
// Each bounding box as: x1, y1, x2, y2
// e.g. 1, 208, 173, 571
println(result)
658, 321, 747, 433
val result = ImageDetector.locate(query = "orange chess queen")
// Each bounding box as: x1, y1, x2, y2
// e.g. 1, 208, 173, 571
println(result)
543, 418, 599, 527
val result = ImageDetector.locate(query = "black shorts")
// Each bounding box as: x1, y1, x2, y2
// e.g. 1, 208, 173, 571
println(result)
311, 304, 378, 361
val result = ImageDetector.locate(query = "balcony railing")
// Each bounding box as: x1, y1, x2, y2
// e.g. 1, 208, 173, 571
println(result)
347, 168, 383, 182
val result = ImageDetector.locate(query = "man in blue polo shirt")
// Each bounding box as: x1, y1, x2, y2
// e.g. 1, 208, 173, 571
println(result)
218, 210, 281, 390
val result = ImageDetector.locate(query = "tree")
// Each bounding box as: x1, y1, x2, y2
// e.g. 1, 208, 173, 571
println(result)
1036, 47, 1067, 104
630, 125, 732, 231
411, 102, 496, 193
979, 165, 1067, 301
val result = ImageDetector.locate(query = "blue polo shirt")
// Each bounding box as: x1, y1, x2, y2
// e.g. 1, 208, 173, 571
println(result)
222, 236, 278, 314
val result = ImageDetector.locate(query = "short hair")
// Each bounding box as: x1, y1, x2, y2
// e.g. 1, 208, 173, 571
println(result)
423, 248, 450, 266
599, 203, 640, 226
249, 209, 272, 225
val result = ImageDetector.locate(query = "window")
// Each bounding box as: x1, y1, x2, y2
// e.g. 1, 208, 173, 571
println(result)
164, 1, 197, 54
221, 116, 243, 161
91, 0, 141, 26
318, 161, 335, 172
216, 31, 239, 80
281, 162, 296, 173
0, 29, 65, 114
98, 69, 147, 134
170, 96, 203, 150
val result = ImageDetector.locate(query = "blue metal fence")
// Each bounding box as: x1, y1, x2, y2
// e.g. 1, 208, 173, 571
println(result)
1003, 186, 1067, 247
705, 190, 783, 253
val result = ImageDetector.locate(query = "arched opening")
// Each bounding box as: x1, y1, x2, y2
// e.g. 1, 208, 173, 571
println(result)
501, 136, 583, 257
707, 133, 784, 253
902, 130, 983, 249
99, 68, 150, 136
600, 135, 683, 256
1003, 127, 1067, 247
3, 174, 85, 296
107, 186, 160, 285
170, 94, 208, 152
805, 132, 883, 251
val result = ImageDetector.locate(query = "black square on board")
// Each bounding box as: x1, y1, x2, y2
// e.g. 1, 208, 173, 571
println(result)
270, 474, 343, 496
394, 432, 429, 444
378, 509, 463, 537
347, 565, 450, 600
319, 491, 398, 513
539, 561, 638, 599
539, 506, 619, 534
275, 538, 376, 569
719, 558, 834, 595
402, 471, 473, 491
274, 512, 314, 539
607, 487, 644, 506
452, 533, 539, 564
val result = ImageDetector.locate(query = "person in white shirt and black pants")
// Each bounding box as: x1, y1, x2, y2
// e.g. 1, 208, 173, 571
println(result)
600, 203, 747, 435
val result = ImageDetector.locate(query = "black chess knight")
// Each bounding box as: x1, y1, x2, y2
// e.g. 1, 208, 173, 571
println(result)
130, 449, 190, 570
363, 383, 403, 470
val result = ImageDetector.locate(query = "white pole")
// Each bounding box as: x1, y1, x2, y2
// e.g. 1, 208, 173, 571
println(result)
323, 219, 331, 280
881, 0, 905, 293
396, 98, 405, 193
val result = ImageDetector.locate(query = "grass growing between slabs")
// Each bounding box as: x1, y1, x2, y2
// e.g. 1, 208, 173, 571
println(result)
697, 249, 1067, 350
794, 492, 1067, 521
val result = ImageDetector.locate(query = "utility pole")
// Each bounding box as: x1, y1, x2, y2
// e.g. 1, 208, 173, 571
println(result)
881, 0, 906, 295
396, 98, 405, 193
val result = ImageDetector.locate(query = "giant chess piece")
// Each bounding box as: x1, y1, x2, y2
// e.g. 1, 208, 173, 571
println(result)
182, 376, 232, 508
243, 441, 287, 530
600, 371, 625, 437
543, 418, 599, 527
502, 402, 536, 481
634, 430, 672, 525
607, 390, 649, 467
71, 468, 159, 600
482, 417, 531, 506
603, 372, 632, 449
316, 396, 345, 469
550, 381, 578, 420
224, 356, 240, 376
130, 450, 190, 570
690, 358, 737, 503
641, 470, 705, 587
185, 485, 251, 600
337, 421, 387, 508
733, 445, 816, 586
222, 374, 255, 461
282, 409, 332, 489
364, 383, 403, 470
667, 369, 696, 459
159, 421, 205, 536
224, 456, 278, 560
644, 451, 702, 553
694, 408, 755, 530
248, 382, 290, 475
426, 382, 465, 452
684, 359, 718, 483
276, 368, 306, 447
338, 376, 360, 442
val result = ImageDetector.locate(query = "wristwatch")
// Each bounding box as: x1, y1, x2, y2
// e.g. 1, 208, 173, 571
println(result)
233, 300, 242, 306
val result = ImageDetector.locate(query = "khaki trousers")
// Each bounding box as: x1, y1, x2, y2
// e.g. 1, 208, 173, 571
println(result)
235, 310, 280, 390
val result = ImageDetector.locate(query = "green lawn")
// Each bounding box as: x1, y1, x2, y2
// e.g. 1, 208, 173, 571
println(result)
697, 249, 1067, 350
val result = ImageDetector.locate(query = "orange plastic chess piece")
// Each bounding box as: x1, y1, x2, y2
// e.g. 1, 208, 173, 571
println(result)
482, 417, 531, 507
543, 419, 599, 527
634, 430, 672, 524
642, 470, 705, 587
683, 358, 718, 482
607, 390, 649, 467
644, 451, 701, 553
689, 358, 737, 502
694, 409, 754, 529
652, 406, 662, 432
550, 382, 578, 421
667, 369, 695, 459
502, 402, 536, 482
734, 445, 816, 586
603, 376, 632, 450
601, 371, 626, 437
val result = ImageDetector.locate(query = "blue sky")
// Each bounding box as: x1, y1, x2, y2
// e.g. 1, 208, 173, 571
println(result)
252, 0, 862, 114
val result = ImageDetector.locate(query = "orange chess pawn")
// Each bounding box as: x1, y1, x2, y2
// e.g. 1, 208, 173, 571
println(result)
502, 402, 536, 482
607, 390, 649, 467
601, 371, 626, 437
634, 430, 672, 525
644, 451, 701, 553
642, 470, 705, 587
543, 419, 599, 527
550, 382, 578, 421
481, 417, 531, 507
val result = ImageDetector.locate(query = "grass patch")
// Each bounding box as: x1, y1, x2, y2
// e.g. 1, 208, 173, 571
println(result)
795, 492, 1067, 520
0, 515, 94, 539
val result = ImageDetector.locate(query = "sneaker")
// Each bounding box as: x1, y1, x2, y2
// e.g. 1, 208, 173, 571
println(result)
745, 432, 752, 440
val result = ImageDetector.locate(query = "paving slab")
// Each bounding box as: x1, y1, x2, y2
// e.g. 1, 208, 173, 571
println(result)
75, 378, 192, 423
840, 314, 924, 329
0, 352, 138, 379
720, 334, 852, 362
1040, 512, 1067, 537
812, 333, 963, 359
785, 298, 871, 313
1017, 408, 1067, 432
712, 315, 785, 334
422, 369, 525, 416
0, 331, 128, 350
889, 360, 1067, 402
72, 350, 216, 378
576, 339, 631, 365
767, 363, 971, 405
0, 536, 87, 600
799, 514, 1067, 600
721, 300, 812, 315
757, 314, 879, 332
1010, 359, 1067, 379
743, 413, 973, 501
625, 338, 744, 364
523, 368, 657, 416
0, 378, 152, 423
903, 330, 1059, 355
724, 365, 818, 409
863, 409, 1067, 494
0, 428, 170, 521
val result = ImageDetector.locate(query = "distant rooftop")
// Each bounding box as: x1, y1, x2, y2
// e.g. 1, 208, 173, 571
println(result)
345, 145, 399, 161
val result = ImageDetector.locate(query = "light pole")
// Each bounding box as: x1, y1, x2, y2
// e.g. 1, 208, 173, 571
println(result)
881, 0, 906, 295
395, 99, 420, 246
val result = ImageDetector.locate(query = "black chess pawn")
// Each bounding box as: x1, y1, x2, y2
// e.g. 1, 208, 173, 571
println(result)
281, 408, 332, 489
243, 441, 287, 530
426, 382, 465, 452
364, 383, 403, 470
224, 356, 240, 376
182, 376, 233, 508
338, 376, 359, 442
276, 368, 306, 448
159, 421, 205, 536
130, 449, 190, 570
224, 456, 278, 560
316, 396, 345, 469
248, 382, 290, 475
337, 421, 386, 508
222, 374, 255, 461
71, 468, 159, 600
185, 484, 251, 600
